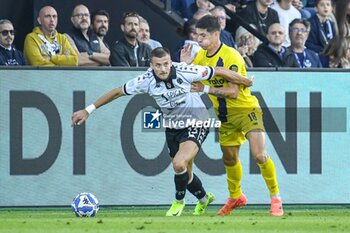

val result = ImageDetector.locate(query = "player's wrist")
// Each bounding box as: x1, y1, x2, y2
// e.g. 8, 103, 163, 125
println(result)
203, 85, 210, 93
85, 104, 96, 114
88, 51, 94, 59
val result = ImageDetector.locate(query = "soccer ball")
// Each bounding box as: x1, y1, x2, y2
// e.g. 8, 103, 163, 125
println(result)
71, 192, 99, 217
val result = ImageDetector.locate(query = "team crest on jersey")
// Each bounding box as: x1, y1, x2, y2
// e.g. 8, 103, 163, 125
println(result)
166, 82, 173, 88
177, 78, 183, 84
229, 64, 238, 72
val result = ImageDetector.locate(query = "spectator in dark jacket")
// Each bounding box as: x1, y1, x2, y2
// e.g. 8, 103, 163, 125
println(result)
305, 0, 336, 66
172, 18, 200, 62
237, 0, 280, 37
284, 18, 322, 67
110, 12, 151, 67
0, 19, 26, 65
253, 23, 287, 67
65, 5, 109, 66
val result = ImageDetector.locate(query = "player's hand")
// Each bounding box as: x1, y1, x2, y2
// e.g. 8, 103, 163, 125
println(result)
71, 109, 89, 127
191, 81, 204, 92
245, 75, 254, 87
238, 45, 249, 56
180, 43, 194, 64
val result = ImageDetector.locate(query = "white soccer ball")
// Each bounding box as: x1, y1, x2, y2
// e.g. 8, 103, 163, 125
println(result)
71, 192, 99, 217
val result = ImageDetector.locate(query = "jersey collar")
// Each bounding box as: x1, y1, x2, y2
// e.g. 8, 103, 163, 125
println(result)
206, 42, 223, 58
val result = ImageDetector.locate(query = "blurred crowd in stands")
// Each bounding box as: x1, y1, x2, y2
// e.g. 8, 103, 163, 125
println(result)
1, 0, 350, 68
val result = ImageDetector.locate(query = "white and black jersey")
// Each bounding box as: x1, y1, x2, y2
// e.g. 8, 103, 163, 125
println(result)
122, 62, 215, 129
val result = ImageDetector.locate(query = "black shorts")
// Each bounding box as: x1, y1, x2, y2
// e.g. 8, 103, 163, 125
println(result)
165, 126, 209, 158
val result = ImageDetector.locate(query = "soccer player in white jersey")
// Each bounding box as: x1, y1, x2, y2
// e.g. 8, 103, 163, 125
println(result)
72, 47, 252, 216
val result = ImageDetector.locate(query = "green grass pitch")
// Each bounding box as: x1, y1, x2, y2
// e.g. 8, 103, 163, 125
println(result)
0, 205, 349, 233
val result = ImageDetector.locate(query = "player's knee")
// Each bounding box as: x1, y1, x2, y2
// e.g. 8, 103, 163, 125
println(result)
253, 152, 268, 164
172, 159, 187, 173
222, 154, 238, 166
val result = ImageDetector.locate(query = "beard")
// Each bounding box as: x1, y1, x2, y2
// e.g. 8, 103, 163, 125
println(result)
125, 30, 137, 39
96, 27, 107, 37
78, 22, 89, 31
139, 36, 148, 43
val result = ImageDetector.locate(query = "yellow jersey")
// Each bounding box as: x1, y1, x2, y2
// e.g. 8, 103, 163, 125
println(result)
193, 43, 259, 122
24, 27, 78, 66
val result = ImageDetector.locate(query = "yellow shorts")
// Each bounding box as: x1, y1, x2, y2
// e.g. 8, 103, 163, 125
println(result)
219, 108, 265, 146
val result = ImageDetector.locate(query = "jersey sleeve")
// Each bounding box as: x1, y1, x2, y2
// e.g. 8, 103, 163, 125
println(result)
192, 64, 214, 82
122, 72, 150, 95
176, 62, 214, 83
225, 49, 247, 78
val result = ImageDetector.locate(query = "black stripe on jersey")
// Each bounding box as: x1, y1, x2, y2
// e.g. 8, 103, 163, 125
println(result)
207, 67, 214, 80
122, 84, 131, 95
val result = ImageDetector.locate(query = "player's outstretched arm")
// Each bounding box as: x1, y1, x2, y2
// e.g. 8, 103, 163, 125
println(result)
191, 81, 239, 99
214, 67, 253, 87
71, 86, 124, 126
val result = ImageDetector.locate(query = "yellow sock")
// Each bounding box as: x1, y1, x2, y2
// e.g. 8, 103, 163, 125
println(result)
225, 160, 243, 199
258, 156, 280, 195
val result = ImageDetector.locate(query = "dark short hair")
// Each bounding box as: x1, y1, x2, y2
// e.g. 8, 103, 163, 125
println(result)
196, 15, 221, 33
122, 12, 139, 24
289, 18, 310, 31
183, 18, 197, 37
91, 9, 109, 23
150, 47, 170, 61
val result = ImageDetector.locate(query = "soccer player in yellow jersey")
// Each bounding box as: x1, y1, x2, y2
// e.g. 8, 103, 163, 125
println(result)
182, 15, 284, 216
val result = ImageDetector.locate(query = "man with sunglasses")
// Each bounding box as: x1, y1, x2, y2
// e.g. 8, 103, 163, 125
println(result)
109, 12, 152, 67
24, 5, 78, 66
0, 19, 26, 66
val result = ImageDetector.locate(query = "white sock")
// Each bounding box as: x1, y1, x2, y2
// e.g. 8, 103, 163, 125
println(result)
199, 194, 207, 204
270, 194, 281, 199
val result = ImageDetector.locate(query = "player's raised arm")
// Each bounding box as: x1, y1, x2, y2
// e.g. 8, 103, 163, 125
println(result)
191, 81, 240, 99
214, 67, 253, 87
71, 86, 124, 126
